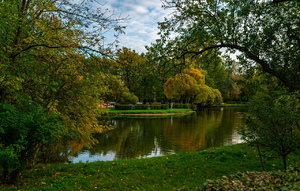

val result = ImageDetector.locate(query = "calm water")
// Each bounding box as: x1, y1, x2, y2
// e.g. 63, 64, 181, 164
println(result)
69, 107, 245, 163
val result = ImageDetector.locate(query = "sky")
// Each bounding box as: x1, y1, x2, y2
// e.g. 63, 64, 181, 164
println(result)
101, 0, 173, 53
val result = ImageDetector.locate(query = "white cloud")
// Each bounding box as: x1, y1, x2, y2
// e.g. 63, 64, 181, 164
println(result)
100, 0, 173, 53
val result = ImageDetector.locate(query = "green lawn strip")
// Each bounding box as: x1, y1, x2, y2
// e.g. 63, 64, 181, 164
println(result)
107, 108, 192, 114
1, 143, 298, 190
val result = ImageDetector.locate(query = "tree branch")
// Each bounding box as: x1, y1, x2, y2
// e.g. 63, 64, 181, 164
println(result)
178, 43, 296, 91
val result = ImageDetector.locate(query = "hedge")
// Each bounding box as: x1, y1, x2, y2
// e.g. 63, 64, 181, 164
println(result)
115, 104, 133, 110
134, 105, 149, 110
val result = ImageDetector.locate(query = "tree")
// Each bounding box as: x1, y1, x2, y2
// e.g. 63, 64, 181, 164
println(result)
0, 0, 125, 146
159, 0, 300, 92
239, 91, 300, 171
0, 99, 64, 183
164, 68, 223, 104
102, 74, 138, 105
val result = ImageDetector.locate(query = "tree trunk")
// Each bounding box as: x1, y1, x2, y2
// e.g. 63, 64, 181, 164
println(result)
257, 145, 266, 171
283, 155, 287, 171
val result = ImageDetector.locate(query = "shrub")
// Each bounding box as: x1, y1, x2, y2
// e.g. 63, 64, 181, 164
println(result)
173, 103, 182, 108
182, 104, 190, 108
115, 104, 133, 110
134, 105, 149, 110
191, 104, 197, 111
239, 91, 300, 171
161, 104, 169, 109
150, 105, 161, 110
0, 100, 64, 183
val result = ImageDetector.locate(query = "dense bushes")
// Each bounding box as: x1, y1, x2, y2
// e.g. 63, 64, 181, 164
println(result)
134, 105, 149, 110
0, 100, 64, 183
115, 104, 134, 110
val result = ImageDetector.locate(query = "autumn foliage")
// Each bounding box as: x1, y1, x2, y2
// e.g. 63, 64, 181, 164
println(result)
164, 68, 223, 105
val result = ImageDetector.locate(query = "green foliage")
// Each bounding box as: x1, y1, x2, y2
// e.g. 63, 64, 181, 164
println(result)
150, 105, 161, 110
134, 105, 149, 110
159, 0, 300, 92
114, 105, 134, 110
239, 91, 300, 170
160, 104, 169, 109
164, 68, 223, 105
0, 0, 127, 149
0, 100, 63, 183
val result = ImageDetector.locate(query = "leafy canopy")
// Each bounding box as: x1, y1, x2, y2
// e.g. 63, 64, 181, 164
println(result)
159, 0, 300, 91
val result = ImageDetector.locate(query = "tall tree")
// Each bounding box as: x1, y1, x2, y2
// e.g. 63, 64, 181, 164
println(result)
0, 0, 125, 145
159, 0, 300, 91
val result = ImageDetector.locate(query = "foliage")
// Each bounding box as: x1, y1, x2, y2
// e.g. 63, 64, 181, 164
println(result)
159, 0, 300, 92
239, 91, 300, 170
134, 105, 150, 110
0, 100, 63, 183
114, 105, 134, 110
0, 144, 298, 190
0, 0, 126, 148
102, 74, 138, 105
164, 68, 223, 104
201, 163, 300, 191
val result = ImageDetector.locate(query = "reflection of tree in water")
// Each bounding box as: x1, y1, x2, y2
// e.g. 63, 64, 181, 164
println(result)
163, 108, 244, 151
38, 139, 86, 163
38, 108, 244, 163
90, 118, 172, 160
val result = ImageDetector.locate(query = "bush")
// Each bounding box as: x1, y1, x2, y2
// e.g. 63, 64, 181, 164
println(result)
191, 104, 197, 111
115, 104, 133, 110
150, 105, 161, 110
239, 91, 300, 171
161, 104, 169, 109
182, 104, 190, 108
173, 103, 182, 108
0, 100, 64, 183
134, 105, 149, 110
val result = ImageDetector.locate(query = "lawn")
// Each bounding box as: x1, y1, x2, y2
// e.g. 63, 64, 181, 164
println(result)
1, 143, 298, 190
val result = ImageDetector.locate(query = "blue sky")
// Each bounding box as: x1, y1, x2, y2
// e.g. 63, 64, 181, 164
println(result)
101, 0, 173, 53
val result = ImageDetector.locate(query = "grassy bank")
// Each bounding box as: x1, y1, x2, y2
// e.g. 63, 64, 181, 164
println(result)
1, 143, 298, 190
107, 108, 193, 115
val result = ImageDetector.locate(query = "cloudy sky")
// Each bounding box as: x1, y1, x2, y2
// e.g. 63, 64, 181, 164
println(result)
101, 0, 173, 53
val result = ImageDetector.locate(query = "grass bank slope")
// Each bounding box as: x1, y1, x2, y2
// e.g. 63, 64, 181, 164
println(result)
1, 144, 298, 190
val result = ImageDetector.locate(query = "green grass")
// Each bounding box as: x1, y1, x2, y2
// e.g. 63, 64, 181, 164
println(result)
1, 143, 298, 190
107, 108, 193, 114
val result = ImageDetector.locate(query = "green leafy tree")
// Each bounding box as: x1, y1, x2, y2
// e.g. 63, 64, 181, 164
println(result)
164, 68, 223, 104
159, 0, 300, 92
239, 91, 300, 171
102, 74, 138, 105
0, 0, 125, 146
0, 99, 64, 183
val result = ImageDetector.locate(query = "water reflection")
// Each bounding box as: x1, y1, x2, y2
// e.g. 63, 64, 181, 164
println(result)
40, 107, 245, 163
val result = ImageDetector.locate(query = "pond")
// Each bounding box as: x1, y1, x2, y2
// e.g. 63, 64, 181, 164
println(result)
67, 107, 245, 163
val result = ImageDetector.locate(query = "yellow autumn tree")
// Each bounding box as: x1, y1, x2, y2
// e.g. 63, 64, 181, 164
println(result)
164, 68, 223, 104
